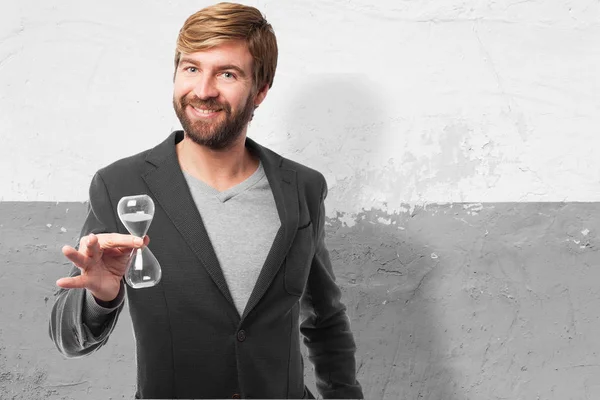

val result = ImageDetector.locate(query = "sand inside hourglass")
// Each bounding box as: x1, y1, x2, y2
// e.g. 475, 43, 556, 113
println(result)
121, 212, 153, 237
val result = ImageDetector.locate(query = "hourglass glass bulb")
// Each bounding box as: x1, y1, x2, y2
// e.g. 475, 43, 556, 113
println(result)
125, 246, 162, 288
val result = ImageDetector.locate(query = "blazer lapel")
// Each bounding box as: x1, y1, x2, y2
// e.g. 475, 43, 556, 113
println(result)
242, 138, 299, 320
142, 131, 235, 308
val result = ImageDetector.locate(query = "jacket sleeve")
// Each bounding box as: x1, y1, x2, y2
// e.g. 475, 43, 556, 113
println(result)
299, 177, 364, 399
48, 171, 126, 358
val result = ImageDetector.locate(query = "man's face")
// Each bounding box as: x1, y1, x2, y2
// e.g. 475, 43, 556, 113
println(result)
172, 40, 266, 150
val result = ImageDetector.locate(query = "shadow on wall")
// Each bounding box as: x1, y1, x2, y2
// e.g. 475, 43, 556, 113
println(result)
328, 214, 466, 399
281, 73, 387, 186
282, 75, 463, 399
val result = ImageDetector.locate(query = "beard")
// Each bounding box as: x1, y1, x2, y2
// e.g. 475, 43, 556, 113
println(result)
173, 91, 255, 150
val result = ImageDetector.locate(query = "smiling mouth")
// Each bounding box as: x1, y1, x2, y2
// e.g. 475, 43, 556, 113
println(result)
187, 105, 225, 119
192, 106, 222, 114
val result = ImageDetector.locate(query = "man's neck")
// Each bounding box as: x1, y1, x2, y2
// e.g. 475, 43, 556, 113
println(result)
176, 132, 260, 192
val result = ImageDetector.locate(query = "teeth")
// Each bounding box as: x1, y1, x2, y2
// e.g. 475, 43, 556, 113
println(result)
193, 107, 220, 114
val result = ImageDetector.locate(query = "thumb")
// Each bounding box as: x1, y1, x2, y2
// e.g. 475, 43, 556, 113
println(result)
56, 275, 89, 289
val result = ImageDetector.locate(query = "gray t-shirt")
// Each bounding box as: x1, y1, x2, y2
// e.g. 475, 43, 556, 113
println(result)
82, 160, 280, 330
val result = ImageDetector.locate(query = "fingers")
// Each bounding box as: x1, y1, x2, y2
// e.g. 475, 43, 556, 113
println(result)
56, 275, 88, 289
61, 233, 147, 273
102, 246, 137, 258
96, 233, 144, 249
61, 234, 101, 269
62, 244, 89, 269
84, 233, 100, 258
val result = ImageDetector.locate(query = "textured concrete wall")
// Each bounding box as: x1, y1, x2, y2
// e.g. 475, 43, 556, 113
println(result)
1, 202, 599, 399
1, 0, 600, 399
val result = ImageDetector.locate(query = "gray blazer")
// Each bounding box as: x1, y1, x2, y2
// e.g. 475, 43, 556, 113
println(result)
48, 131, 363, 399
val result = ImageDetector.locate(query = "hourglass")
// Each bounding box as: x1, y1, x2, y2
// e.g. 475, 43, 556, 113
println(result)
117, 194, 162, 288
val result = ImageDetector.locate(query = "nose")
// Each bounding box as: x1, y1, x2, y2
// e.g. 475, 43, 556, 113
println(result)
193, 74, 219, 100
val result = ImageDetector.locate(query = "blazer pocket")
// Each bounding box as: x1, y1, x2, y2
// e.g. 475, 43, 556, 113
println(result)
283, 221, 314, 297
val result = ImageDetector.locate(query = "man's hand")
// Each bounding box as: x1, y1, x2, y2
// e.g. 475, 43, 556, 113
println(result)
57, 233, 150, 302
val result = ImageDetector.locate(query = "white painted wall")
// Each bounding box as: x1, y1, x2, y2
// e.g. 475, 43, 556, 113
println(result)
1, 0, 599, 216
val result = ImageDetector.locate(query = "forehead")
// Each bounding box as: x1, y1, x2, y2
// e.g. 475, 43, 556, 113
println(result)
179, 40, 253, 70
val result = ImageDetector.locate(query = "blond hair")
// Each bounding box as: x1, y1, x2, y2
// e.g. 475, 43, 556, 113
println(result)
175, 2, 278, 90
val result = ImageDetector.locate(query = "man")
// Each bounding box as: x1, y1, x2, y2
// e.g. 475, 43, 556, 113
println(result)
49, 3, 363, 399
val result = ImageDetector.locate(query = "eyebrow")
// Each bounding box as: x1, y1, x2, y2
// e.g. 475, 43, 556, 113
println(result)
179, 58, 247, 77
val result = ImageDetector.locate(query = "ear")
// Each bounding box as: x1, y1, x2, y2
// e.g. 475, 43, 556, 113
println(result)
253, 83, 270, 107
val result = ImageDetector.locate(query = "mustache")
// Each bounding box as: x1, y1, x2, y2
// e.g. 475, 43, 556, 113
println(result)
181, 96, 230, 113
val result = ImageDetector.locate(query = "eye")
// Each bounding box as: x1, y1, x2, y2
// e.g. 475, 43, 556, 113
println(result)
221, 72, 236, 79
184, 66, 198, 73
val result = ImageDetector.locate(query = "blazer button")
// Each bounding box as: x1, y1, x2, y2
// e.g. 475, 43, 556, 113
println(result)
237, 330, 246, 342
232, 394, 241, 399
